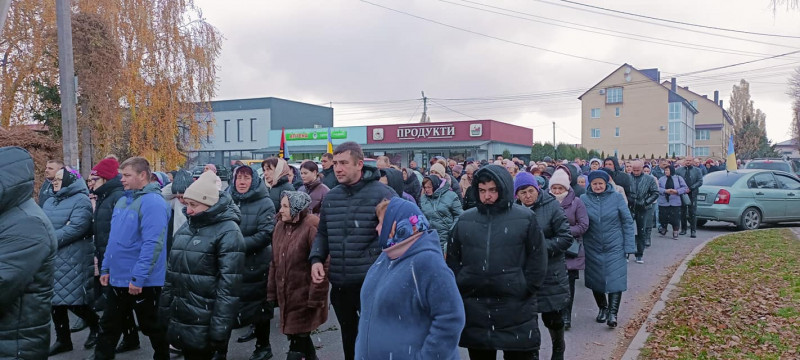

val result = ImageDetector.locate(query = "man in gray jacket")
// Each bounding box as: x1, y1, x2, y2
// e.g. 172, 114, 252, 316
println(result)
676, 157, 704, 238
630, 161, 660, 263
0, 147, 58, 360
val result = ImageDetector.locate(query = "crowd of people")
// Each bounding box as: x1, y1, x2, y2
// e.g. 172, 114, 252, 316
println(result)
1, 141, 721, 360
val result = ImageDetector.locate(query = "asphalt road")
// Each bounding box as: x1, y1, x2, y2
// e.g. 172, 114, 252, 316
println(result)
52, 221, 752, 360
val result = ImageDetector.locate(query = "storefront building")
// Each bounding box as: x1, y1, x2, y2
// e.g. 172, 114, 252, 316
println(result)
252, 126, 368, 160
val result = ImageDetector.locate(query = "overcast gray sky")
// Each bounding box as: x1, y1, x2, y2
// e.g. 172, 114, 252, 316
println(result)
194, 0, 800, 145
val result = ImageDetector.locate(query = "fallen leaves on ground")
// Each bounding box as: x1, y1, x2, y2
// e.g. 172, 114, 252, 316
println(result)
641, 229, 800, 359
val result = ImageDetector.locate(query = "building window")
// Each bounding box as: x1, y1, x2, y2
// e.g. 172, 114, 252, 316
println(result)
224, 119, 230, 142
615, 127, 620, 137
695, 147, 710, 156
606, 87, 623, 104
696, 129, 710, 140
205, 120, 212, 143
615, 107, 621, 117
668, 102, 681, 121
591, 128, 601, 138
250, 118, 257, 141
690, 100, 698, 110
237, 119, 243, 142
591, 108, 601, 118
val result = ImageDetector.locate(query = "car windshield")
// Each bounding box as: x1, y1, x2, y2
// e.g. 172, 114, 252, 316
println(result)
703, 171, 745, 187
745, 161, 791, 172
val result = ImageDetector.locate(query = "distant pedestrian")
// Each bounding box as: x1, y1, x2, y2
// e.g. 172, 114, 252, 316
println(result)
38, 159, 63, 206
268, 191, 329, 360
262, 157, 296, 210
320, 153, 339, 190
162, 170, 193, 253
379, 167, 417, 203
447, 165, 548, 359
420, 175, 463, 253
402, 167, 421, 204
356, 198, 465, 359
0, 147, 58, 360
676, 157, 703, 238
657, 165, 688, 240
160, 171, 245, 360
43, 167, 100, 355
603, 156, 633, 204
580, 170, 636, 328
298, 160, 330, 215
460, 164, 479, 210
630, 161, 659, 263
203, 163, 223, 190
308, 142, 396, 360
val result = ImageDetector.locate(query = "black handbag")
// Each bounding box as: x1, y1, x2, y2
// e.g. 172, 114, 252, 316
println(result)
565, 240, 581, 258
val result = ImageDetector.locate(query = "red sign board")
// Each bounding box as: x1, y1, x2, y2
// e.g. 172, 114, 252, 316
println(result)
366, 120, 531, 146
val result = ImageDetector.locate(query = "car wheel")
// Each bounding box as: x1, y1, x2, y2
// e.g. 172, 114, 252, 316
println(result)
737, 207, 761, 231
696, 219, 707, 227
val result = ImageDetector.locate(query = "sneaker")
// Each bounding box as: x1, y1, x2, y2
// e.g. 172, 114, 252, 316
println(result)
635, 257, 644, 264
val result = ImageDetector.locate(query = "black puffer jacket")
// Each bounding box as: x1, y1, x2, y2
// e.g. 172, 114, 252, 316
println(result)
446, 165, 548, 351
565, 164, 586, 197
92, 175, 125, 264
630, 172, 659, 210
161, 191, 245, 352
521, 191, 573, 314
229, 175, 276, 324
605, 156, 633, 204
308, 166, 396, 286
268, 176, 295, 211
462, 184, 478, 211
402, 169, 421, 204
0, 147, 58, 360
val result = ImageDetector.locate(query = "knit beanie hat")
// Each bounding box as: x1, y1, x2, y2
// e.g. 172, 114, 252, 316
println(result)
91, 158, 119, 180
513, 171, 540, 196
183, 171, 220, 207
549, 168, 571, 189
589, 158, 602, 166
429, 163, 447, 179
588, 170, 610, 185
282, 190, 311, 218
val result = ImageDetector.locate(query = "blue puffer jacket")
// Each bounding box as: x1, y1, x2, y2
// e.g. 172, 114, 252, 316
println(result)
356, 231, 464, 359
580, 183, 636, 294
43, 179, 95, 306
419, 183, 463, 251
0, 147, 58, 360
102, 183, 171, 288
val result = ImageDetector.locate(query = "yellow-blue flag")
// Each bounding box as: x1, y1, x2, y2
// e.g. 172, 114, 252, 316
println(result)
726, 135, 737, 171
327, 128, 334, 154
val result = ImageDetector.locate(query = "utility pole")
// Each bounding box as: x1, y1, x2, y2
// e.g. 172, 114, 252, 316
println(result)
56, 0, 79, 168
420, 91, 429, 123
552, 121, 557, 160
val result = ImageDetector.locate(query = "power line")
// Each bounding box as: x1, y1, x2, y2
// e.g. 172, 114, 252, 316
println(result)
558, 0, 800, 39
673, 50, 800, 77
359, 0, 619, 65
429, 99, 479, 119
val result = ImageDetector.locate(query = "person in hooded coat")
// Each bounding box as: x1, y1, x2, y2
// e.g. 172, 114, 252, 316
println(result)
43, 168, 101, 355
298, 160, 330, 215
430, 162, 463, 203
227, 166, 277, 360
0, 147, 58, 360
447, 165, 548, 359
580, 171, 636, 329
379, 168, 416, 204
420, 175, 463, 253
356, 198, 465, 360
565, 163, 586, 197
657, 164, 688, 240
514, 171, 573, 360
268, 191, 329, 360
549, 168, 589, 331
162, 170, 193, 254
603, 156, 634, 204
160, 172, 245, 360
402, 167, 421, 204
262, 157, 296, 210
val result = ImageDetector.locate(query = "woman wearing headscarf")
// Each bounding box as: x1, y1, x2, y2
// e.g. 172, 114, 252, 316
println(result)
268, 191, 329, 360
657, 164, 688, 240
160, 172, 245, 360
430, 162, 462, 203
513, 171, 573, 359
402, 167, 422, 205
44, 168, 100, 355
355, 198, 465, 359
549, 168, 589, 332
420, 175, 463, 253
580, 170, 636, 329
262, 157, 296, 210
298, 160, 329, 215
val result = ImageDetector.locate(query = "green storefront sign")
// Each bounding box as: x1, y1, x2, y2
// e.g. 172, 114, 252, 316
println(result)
286, 130, 348, 141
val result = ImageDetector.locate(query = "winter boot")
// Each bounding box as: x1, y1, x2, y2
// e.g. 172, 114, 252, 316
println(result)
84, 326, 99, 349
249, 344, 273, 360
286, 352, 305, 360
593, 291, 608, 323
607, 292, 622, 328
548, 327, 565, 360
238, 325, 257, 343
115, 334, 140, 353
561, 308, 572, 331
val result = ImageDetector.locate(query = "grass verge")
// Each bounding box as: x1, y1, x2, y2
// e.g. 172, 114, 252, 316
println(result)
641, 229, 800, 359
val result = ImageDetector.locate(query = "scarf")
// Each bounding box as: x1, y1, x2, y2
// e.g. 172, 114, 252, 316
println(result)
550, 189, 568, 203
270, 158, 293, 187
664, 164, 676, 201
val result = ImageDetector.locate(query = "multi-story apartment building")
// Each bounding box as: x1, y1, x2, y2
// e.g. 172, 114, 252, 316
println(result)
580, 64, 700, 158
662, 81, 734, 158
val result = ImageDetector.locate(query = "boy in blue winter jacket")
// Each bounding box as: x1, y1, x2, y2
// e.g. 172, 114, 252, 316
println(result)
93, 157, 171, 360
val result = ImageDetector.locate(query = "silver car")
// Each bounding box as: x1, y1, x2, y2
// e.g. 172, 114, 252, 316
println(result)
696, 169, 800, 230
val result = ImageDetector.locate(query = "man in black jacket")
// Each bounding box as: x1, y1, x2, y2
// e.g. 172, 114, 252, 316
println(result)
320, 153, 339, 190
447, 165, 548, 360
604, 156, 633, 204
38, 159, 63, 206
0, 147, 58, 360
676, 157, 704, 238
630, 161, 660, 261
308, 142, 395, 360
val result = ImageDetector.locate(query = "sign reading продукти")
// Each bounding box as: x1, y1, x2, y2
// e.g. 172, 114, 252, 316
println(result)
396, 124, 456, 140
286, 130, 348, 141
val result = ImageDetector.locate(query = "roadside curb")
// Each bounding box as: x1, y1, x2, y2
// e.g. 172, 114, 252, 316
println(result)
620, 232, 728, 360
